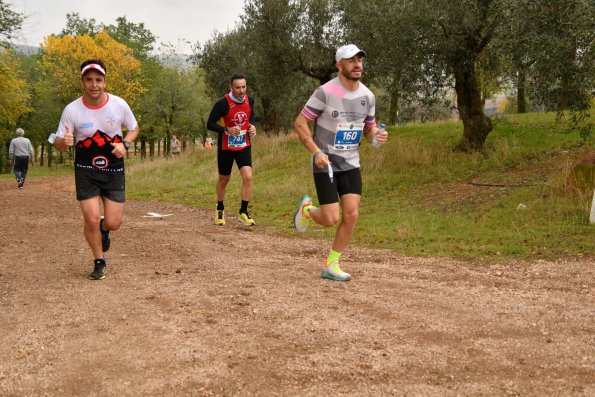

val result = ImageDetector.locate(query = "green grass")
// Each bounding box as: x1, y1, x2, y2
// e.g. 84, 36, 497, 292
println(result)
38, 112, 594, 260
0, 160, 73, 179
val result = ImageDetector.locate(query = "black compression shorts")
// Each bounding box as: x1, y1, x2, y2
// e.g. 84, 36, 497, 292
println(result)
313, 167, 362, 205
217, 146, 252, 176
75, 170, 126, 203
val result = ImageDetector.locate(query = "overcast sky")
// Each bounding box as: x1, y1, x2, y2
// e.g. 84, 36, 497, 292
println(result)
11, 0, 245, 53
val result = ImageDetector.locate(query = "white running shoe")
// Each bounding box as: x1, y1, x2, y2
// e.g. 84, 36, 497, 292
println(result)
293, 195, 312, 233
321, 261, 351, 281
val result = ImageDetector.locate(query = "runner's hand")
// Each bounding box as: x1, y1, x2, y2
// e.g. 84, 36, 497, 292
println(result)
110, 142, 126, 158
248, 124, 256, 138
314, 152, 329, 169
64, 126, 74, 147
228, 126, 241, 136
375, 128, 388, 145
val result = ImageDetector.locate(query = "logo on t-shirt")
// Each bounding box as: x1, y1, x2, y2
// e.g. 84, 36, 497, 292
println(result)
332, 110, 339, 118
234, 111, 249, 126
361, 100, 366, 106
92, 155, 109, 169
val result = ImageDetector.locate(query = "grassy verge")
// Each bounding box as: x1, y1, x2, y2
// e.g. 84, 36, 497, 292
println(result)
122, 112, 593, 260
0, 161, 73, 179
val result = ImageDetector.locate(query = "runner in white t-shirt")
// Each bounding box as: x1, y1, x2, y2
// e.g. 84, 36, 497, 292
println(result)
292, 45, 388, 281
53, 59, 139, 280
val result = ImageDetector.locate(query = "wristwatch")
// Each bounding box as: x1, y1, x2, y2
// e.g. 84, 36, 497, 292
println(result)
123, 141, 131, 149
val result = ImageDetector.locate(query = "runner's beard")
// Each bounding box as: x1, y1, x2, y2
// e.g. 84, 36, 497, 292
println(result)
342, 69, 362, 81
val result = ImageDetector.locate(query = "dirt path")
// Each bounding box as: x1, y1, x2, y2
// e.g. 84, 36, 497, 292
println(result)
0, 176, 593, 396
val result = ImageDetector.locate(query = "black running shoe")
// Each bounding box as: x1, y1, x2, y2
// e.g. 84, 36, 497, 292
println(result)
89, 259, 106, 280
17, 179, 24, 189
100, 219, 111, 252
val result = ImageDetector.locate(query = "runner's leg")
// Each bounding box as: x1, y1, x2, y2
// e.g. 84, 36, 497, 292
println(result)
101, 196, 124, 232
79, 197, 103, 259
309, 203, 340, 227
216, 175, 230, 201
331, 193, 360, 252
239, 166, 253, 201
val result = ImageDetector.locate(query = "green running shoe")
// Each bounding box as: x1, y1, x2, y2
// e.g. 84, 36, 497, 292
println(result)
321, 261, 351, 281
294, 195, 312, 233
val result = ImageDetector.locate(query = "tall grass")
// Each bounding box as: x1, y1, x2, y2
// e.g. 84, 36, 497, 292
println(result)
125, 112, 595, 259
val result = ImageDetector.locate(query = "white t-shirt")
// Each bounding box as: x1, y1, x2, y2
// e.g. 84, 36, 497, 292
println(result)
56, 94, 137, 173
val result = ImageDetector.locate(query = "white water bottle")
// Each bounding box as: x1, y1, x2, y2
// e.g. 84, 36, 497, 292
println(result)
373, 123, 386, 147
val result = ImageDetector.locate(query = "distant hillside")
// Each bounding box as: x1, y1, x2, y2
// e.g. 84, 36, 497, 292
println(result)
8, 42, 193, 67
10, 44, 40, 55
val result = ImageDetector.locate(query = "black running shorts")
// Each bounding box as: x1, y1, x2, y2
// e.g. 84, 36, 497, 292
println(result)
217, 146, 252, 176
313, 167, 362, 205
75, 170, 126, 203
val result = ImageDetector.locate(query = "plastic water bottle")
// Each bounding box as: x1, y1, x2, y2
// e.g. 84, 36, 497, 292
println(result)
327, 162, 334, 183
373, 123, 386, 147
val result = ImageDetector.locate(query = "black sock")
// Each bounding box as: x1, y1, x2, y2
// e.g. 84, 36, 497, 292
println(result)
95, 258, 106, 265
217, 201, 224, 211
240, 200, 249, 214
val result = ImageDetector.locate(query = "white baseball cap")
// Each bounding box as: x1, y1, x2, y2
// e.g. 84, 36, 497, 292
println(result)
81, 63, 106, 76
335, 44, 366, 62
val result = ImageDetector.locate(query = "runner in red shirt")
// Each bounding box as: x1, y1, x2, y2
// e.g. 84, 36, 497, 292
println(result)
206, 74, 257, 226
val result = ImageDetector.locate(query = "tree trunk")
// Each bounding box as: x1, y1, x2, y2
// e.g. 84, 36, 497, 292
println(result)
149, 140, 155, 159
40, 143, 45, 166
517, 69, 527, 113
140, 138, 146, 160
389, 88, 400, 125
260, 97, 279, 133
454, 60, 493, 151
47, 143, 53, 168
556, 38, 578, 111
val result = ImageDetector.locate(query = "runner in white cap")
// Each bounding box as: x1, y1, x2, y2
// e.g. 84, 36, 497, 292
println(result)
53, 59, 139, 280
293, 44, 388, 281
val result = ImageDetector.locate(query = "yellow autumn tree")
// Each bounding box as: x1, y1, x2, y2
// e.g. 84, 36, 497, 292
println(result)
40, 31, 145, 107
0, 49, 32, 142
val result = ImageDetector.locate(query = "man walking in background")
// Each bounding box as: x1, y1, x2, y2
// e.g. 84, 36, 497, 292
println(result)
292, 44, 388, 281
9, 128, 34, 189
206, 73, 257, 226
52, 59, 139, 280
171, 134, 181, 156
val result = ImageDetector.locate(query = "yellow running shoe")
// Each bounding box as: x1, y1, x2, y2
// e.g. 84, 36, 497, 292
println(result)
321, 260, 351, 281
239, 211, 255, 226
215, 210, 225, 226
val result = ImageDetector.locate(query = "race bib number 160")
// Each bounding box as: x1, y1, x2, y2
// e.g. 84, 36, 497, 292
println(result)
334, 122, 364, 150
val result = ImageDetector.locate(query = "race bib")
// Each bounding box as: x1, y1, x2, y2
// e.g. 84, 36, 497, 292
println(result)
334, 122, 364, 150
226, 130, 247, 149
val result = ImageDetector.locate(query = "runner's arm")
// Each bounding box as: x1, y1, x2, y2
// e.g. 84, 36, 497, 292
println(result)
248, 96, 256, 137
124, 125, 140, 144
206, 98, 229, 134
294, 113, 329, 169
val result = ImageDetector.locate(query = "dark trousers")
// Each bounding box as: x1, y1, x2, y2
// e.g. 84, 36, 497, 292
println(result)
13, 156, 29, 180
